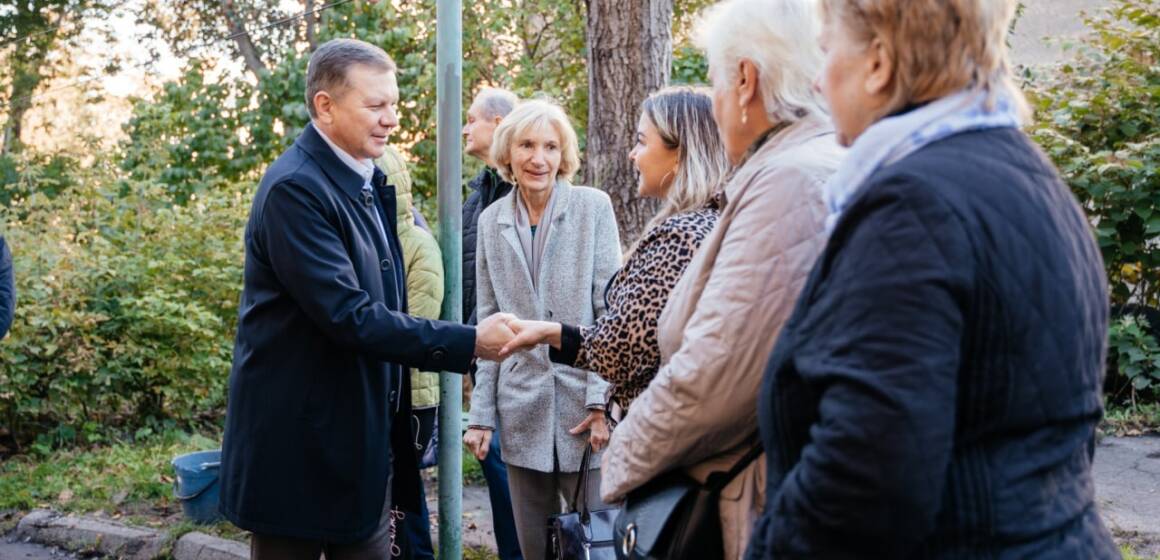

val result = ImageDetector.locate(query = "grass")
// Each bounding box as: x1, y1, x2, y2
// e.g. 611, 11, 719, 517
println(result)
463, 545, 502, 560
1102, 400, 1160, 437
462, 443, 487, 486
0, 428, 250, 541
1122, 543, 1160, 560
0, 428, 496, 555
0, 429, 219, 516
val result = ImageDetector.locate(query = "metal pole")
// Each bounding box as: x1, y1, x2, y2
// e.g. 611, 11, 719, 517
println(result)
435, 0, 464, 557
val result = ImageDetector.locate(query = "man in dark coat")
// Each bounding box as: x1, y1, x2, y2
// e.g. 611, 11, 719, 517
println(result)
459, 87, 523, 560
219, 39, 515, 559
461, 87, 517, 326
0, 234, 13, 339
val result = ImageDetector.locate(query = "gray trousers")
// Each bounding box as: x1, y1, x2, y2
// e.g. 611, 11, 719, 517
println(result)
251, 475, 396, 560
507, 464, 609, 560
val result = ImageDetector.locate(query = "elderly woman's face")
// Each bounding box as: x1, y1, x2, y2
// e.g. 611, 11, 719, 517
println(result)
510, 122, 563, 194
816, 16, 886, 146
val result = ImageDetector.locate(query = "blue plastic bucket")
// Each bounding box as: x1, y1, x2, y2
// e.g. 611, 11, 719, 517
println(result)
172, 450, 223, 524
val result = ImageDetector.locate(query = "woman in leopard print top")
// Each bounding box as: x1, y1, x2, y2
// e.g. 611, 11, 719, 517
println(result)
500, 86, 730, 409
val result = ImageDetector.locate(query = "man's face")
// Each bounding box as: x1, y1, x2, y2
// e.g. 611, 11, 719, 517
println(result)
462, 98, 501, 162
314, 64, 399, 160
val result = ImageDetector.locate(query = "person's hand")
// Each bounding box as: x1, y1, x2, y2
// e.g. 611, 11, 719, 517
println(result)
463, 427, 493, 461
475, 312, 516, 362
570, 410, 610, 451
500, 319, 560, 357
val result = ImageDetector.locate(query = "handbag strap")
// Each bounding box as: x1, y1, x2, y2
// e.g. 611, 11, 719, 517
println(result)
571, 442, 594, 520
704, 435, 763, 493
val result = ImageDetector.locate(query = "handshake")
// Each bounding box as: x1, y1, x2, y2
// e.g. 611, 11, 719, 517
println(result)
471, 313, 563, 362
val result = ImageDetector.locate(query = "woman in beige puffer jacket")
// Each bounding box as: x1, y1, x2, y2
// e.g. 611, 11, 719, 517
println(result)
599, 1, 845, 557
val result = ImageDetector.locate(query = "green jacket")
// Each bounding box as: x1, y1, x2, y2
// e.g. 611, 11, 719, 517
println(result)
377, 147, 444, 408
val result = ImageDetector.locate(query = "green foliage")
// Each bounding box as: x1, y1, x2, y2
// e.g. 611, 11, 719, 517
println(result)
1104, 399, 1160, 435
1108, 315, 1160, 401
0, 156, 245, 448
120, 59, 259, 203
671, 44, 708, 86
0, 0, 118, 154
1026, 0, 1160, 308
0, 151, 83, 206
462, 444, 486, 486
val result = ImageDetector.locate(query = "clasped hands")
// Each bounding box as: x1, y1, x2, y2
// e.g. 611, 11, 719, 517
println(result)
468, 314, 610, 460
472, 313, 563, 362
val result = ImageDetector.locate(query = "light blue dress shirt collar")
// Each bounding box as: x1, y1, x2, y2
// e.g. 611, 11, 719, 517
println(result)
313, 123, 374, 185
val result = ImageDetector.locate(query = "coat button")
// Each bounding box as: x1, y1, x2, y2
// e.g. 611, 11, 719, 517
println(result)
380, 258, 391, 270
389, 390, 398, 403
432, 349, 446, 361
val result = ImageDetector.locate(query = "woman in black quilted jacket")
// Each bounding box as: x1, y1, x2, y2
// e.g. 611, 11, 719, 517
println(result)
747, 0, 1119, 558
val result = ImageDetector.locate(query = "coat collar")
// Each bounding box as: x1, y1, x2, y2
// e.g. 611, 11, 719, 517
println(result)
721, 115, 834, 206
494, 179, 574, 227
494, 179, 575, 293
295, 122, 368, 205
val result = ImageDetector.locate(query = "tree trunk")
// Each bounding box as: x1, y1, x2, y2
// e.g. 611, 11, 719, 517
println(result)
304, 0, 317, 51
585, 0, 673, 246
220, 0, 267, 78
2, 53, 51, 155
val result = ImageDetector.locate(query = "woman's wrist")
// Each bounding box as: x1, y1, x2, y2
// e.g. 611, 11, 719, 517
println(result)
546, 322, 564, 349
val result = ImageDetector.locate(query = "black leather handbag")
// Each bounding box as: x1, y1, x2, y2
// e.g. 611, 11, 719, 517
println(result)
548, 444, 620, 560
613, 442, 763, 559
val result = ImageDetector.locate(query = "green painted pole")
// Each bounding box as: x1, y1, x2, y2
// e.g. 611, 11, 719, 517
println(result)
435, 0, 464, 557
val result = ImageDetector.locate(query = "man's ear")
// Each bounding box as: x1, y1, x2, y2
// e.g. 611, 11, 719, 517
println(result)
313, 91, 335, 124
864, 37, 894, 97
492, 115, 503, 126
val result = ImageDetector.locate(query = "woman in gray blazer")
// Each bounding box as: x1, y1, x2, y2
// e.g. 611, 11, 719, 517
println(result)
463, 99, 621, 560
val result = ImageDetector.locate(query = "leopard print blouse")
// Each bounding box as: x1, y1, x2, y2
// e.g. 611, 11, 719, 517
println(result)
572, 200, 720, 409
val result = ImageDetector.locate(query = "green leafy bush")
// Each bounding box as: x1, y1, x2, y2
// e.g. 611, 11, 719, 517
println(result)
1025, 0, 1159, 407
1108, 315, 1160, 402
1026, 0, 1159, 308
0, 159, 246, 450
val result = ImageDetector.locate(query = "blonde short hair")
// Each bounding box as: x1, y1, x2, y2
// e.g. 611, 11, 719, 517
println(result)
489, 99, 582, 185
694, 0, 827, 123
821, 0, 1027, 119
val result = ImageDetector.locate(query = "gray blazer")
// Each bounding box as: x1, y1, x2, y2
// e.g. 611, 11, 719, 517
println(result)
469, 180, 621, 473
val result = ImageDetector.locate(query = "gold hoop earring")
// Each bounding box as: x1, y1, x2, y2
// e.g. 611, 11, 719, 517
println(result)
659, 169, 675, 191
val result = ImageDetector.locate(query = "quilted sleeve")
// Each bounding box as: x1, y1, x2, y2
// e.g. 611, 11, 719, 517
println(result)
404, 228, 445, 322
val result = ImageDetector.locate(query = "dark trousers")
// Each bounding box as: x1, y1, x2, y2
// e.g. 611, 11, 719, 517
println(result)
251, 475, 395, 560
480, 431, 524, 560
402, 478, 434, 560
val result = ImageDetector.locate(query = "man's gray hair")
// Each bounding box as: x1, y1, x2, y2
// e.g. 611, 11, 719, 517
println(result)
475, 87, 519, 120
305, 39, 397, 119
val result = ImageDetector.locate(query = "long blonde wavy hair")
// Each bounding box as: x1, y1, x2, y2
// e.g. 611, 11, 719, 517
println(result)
628, 86, 731, 257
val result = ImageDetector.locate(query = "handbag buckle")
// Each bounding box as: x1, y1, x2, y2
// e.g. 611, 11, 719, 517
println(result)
622, 522, 637, 557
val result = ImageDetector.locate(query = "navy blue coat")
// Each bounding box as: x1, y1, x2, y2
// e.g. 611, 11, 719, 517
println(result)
220, 123, 476, 543
0, 235, 12, 339
750, 128, 1118, 559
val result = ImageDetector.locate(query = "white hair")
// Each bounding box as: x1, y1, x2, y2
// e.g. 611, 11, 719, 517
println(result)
694, 0, 827, 123
474, 87, 520, 120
